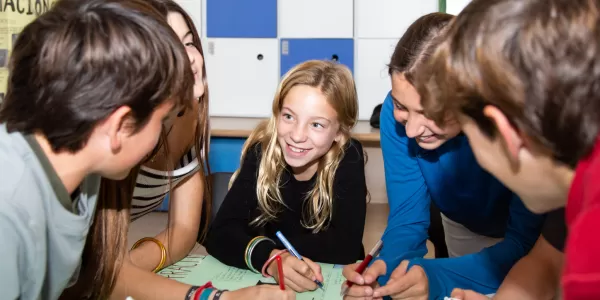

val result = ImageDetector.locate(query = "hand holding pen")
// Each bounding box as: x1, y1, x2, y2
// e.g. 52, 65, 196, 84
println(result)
340, 240, 384, 297
267, 231, 325, 292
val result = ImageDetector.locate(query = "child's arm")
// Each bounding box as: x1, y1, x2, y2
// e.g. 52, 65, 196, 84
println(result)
129, 170, 204, 270
407, 193, 543, 298
491, 235, 563, 300
110, 258, 295, 300
204, 145, 276, 271
375, 93, 431, 285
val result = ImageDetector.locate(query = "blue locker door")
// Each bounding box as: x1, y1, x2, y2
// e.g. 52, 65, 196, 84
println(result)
207, 0, 277, 38
280, 39, 354, 77
208, 138, 247, 173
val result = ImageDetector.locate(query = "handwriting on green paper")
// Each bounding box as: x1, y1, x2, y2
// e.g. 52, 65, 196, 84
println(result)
159, 255, 353, 300
158, 255, 205, 281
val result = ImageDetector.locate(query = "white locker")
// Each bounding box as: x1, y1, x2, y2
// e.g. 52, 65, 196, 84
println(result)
203, 38, 279, 118
446, 0, 472, 15
355, 39, 398, 120
174, 0, 202, 35
279, 0, 353, 38
355, 0, 439, 39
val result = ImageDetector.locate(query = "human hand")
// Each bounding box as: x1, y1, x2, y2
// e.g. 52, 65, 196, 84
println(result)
267, 250, 324, 292
449, 288, 491, 300
373, 260, 428, 299
341, 259, 386, 299
220, 285, 296, 300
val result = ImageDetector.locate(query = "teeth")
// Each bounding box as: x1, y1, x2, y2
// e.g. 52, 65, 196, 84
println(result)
290, 145, 306, 153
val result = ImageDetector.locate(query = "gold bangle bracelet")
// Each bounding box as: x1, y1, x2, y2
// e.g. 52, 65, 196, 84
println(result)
131, 237, 167, 273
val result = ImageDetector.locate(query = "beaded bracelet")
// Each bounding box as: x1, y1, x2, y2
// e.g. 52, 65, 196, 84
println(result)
186, 282, 214, 300
244, 236, 275, 273
130, 237, 167, 273
213, 290, 228, 300
184, 286, 200, 300
199, 288, 215, 300
261, 249, 288, 277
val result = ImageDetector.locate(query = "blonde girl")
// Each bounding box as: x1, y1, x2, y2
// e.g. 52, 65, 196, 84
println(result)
205, 60, 368, 293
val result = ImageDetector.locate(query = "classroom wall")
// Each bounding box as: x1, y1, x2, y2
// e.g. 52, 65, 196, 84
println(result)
173, 0, 472, 120
446, 0, 472, 15
174, 0, 448, 121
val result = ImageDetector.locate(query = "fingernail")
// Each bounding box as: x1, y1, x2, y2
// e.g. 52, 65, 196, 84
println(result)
365, 287, 372, 295
373, 291, 381, 297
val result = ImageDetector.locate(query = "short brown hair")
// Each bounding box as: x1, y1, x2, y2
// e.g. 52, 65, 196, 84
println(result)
418, 0, 600, 168
388, 12, 454, 85
0, 0, 193, 153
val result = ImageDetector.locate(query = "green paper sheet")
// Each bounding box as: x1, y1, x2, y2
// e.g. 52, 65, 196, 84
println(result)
158, 255, 350, 300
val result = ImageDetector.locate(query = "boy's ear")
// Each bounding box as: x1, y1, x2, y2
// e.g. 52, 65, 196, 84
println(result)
104, 106, 133, 153
483, 105, 523, 161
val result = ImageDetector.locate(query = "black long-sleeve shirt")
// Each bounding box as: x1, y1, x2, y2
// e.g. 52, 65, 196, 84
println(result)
205, 139, 367, 271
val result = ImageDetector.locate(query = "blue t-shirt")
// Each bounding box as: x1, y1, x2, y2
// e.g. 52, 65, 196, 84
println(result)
376, 92, 543, 299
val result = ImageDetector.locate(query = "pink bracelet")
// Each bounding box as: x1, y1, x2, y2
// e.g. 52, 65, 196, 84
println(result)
261, 249, 289, 277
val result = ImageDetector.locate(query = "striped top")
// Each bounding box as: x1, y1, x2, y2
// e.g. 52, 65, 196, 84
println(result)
130, 147, 200, 221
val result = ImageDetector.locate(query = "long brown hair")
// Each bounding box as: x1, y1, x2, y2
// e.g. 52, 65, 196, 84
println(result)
388, 12, 454, 85
154, 0, 213, 244
54, 0, 194, 298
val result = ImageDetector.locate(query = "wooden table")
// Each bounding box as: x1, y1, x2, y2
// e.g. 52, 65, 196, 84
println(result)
210, 116, 380, 143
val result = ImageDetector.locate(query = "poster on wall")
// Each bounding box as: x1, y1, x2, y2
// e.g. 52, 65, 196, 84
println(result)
0, 0, 56, 103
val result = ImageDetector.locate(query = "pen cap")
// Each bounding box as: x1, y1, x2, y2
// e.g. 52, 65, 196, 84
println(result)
275, 231, 301, 258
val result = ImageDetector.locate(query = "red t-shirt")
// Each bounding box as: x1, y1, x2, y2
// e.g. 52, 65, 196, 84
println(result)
562, 138, 600, 300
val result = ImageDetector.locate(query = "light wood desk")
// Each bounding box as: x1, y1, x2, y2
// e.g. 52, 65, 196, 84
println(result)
210, 116, 380, 143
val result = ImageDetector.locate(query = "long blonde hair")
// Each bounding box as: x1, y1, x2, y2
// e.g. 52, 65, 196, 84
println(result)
230, 60, 358, 233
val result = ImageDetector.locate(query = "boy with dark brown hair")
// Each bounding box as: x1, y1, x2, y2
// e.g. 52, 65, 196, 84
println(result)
0, 0, 192, 298
416, 0, 600, 299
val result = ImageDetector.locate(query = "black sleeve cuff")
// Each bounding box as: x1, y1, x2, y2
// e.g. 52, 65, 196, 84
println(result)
541, 208, 566, 252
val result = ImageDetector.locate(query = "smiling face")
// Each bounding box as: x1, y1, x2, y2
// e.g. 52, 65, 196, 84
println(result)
167, 12, 204, 99
276, 85, 341, 180
391, 72, 461, 150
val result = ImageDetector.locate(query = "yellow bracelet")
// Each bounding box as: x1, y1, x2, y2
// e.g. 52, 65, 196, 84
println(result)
131, 237, 167, 273
244, 236, 266, 270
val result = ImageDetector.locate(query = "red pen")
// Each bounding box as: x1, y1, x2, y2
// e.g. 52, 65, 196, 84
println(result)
276, 255, 285, 290
340, 240, 383, 296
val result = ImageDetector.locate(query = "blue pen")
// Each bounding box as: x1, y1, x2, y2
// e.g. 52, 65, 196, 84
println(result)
275, 231, 324, 289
